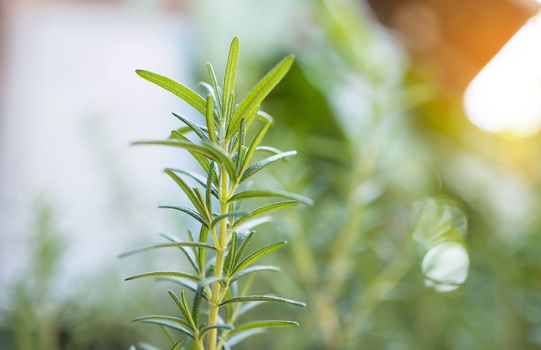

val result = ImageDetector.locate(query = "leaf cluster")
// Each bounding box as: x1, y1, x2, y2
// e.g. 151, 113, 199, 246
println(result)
123, 37, 309, 350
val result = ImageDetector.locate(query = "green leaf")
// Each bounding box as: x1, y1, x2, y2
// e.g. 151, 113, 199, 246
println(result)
229, 190, 313, 206
159, 233, 199, 273
206, 95, 217, 143
234, 201, 299, 228
230, 265, 280, 282
167, 291, 194, 327
229, 241, 287, 277
240, 151, 297, 182
157, 277, 198, 293
119, 242, 215, 259
224, 231, 238, 275
197, 226, 209, 274
169, 340, 184, 350
206, 63, 222, 113
180, 291, 197, 328
171, 113, 209, 142
136, 70, 206, 115
223, 37, 239, 119
167, 168, 218, 199
233, 231, 254, 267
132, 315, 194, 338
133, 140, 236, 181
219, 295, 306, 307
199, 324, 234, 336
255, 146, 282, 155
227, 55, 295, 138
125, 271, 200, 282
158, 206, 207, 227
238, 120, 272, 177
164, 169, 208, 220
169, 132, 212, 173
211, 212, 247, 229
230, 320, 298, 335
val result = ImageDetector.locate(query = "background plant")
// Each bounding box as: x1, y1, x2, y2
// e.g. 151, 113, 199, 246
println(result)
122, 37, 309, 350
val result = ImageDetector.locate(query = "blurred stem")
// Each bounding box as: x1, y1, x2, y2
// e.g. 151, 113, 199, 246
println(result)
344, 240, 414, 345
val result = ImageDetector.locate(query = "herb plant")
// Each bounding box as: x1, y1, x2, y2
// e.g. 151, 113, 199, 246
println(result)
123, 37, 310, 350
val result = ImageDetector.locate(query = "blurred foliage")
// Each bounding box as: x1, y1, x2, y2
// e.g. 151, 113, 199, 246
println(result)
224, 1, 541, 349
0, 200, 149, 349
2, 0, 541, 349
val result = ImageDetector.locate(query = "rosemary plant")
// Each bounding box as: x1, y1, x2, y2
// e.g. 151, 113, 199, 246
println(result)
123, 37, 310, 350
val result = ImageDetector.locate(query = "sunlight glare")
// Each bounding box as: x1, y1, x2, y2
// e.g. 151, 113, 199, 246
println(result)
463, 13, 541, 136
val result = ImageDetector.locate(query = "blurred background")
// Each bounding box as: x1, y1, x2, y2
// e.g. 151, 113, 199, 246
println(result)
1, 0, 541, 349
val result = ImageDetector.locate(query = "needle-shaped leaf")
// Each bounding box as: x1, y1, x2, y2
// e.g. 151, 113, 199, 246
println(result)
226, 55, 295, 138
229, 320, 299, 335
199, 324, 234, 336
255, 146, 282, 155
233, 231, 255, 267
164, 169, 208, 219
169, 132, 212, 173
219, 295, 306, 308
229, 190, 313, 206
237, 120, 272, 177
171, 113, 209, 142
240, 151, 297, 182
168, 291, 194, 327
234, 201, 299, 228
206, 63, 222, 112
125, 271, 200, 282
133, 140, 237, 181
169, 340, 184, 350
224, 231, 238, 275
159, 232, 199, 273
211, 212, 247, 229
206, 95, 217, 143
132, 315, 194, 338
158, 206, 208, 227
136, 70, 206, 115
119, 242, 215, 258
229, 241, 286, 277
167, 168, 218, 199
157, 277, 198, 294
230, 265, 280, 282
223, 37, 239, 119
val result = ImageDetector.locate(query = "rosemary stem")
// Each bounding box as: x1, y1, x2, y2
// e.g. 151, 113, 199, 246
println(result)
208, 156, 230, 350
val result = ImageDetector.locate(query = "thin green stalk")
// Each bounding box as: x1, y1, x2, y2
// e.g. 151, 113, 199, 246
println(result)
208, 161, 229, 350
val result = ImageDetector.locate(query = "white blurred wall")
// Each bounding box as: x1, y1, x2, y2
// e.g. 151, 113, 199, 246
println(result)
0, 1, 197, 293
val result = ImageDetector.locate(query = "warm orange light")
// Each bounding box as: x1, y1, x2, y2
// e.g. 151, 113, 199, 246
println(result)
464, 12, 541, 136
